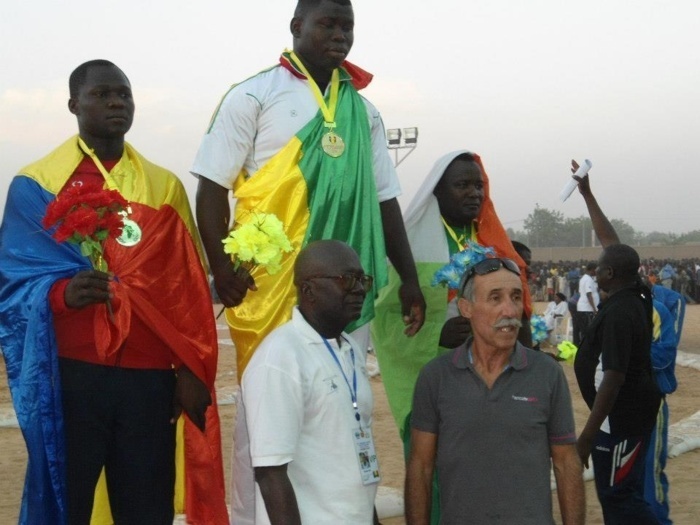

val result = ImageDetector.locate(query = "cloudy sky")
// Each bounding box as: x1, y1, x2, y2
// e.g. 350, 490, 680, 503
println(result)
2, 0, 699, 234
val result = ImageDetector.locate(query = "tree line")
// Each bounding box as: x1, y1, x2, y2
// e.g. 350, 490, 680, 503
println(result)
508, 205, 700, 248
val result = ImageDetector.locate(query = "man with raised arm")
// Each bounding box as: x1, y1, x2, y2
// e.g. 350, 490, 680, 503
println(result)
572, 162, 661, 524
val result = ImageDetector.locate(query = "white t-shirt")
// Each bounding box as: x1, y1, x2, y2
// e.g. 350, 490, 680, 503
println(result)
190, 64, 400, 203
242, 307, 377, 524
577, 273, 600, 312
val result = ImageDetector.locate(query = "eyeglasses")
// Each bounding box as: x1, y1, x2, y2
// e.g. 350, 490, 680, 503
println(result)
305, 273, 374, 293
458, 258, 521, 296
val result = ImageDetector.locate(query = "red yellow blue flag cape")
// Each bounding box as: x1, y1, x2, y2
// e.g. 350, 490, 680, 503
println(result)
0, 137, 228, 524
224, 54, 387, 379
371, 150, 532, 435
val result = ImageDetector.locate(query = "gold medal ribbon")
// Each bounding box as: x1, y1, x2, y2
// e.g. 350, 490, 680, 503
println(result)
441, 217, 476, 251
288, 50, 340, 129
77, 137, 125, 193
78, 137, 138, 238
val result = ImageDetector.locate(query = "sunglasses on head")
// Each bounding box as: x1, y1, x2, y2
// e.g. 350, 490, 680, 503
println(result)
305, 273, 374, 292
458, 258, 521, 296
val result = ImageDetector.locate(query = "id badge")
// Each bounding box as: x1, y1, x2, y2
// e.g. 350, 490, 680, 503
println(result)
352, 427, 380, 485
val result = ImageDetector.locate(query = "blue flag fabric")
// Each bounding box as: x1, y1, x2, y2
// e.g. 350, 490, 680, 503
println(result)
0, 175, 91, 524
650, 285, 686, 395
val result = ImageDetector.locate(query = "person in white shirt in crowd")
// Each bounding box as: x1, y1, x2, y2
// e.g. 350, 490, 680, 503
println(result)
574, 262, 599, 347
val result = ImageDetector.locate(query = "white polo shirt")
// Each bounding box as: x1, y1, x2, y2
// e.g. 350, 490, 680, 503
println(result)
242, 307, 377, 524
190, 64, 400, 203
577, 273, 600, 312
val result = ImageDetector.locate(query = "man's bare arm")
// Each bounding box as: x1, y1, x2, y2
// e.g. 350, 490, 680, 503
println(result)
195, 177, 255, 307
255, 464, 301, 525
572, 160, 620, 248
586, 291, 597, 313
576, 369, 625, 467
379, 198, 426, 336
405, 428, 437, 525
551, 443, 585, 525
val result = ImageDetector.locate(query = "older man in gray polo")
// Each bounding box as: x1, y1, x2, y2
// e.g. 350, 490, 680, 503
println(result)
405, 258, 585, 525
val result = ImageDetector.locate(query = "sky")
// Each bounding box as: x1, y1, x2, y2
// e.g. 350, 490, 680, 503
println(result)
2, 0, 699, 235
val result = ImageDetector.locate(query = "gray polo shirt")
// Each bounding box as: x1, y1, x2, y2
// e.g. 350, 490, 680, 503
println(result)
411, 340, 576, 524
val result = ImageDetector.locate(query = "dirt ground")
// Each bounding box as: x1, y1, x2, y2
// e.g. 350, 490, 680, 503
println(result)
1, 303, 699, 524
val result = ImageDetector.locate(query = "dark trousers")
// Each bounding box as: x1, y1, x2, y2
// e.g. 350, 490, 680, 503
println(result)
574, 311, 596, 347
59, 358, 177, 525
591, 430, 660, 525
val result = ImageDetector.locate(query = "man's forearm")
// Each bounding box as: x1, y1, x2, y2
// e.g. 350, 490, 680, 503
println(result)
255, 466, 301, 525
195, 177, 232, 274
552, 447, 585, 525
581, 370, 624, 441
404, 460, 433, 525
586, 292, 597, 312
379, 198, 426, 335
581, 191, 619, 248
379, 198, 419, 285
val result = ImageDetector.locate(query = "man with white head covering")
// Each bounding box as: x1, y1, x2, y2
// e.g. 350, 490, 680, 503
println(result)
371, 150, 531, 523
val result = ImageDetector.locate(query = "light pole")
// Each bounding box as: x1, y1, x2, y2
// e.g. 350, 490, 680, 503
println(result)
386, 127, 418, 167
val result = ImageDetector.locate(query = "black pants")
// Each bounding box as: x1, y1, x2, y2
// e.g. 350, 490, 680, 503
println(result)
574, 311, 596, 347
59, 358, 176, 525
592, 430, 659, 524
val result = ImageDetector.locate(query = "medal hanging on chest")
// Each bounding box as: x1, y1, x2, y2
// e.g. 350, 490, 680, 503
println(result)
321, 129, 345, 158
78, 137, 142, 247
288, 50, 345, 158
117, 212, 142, 247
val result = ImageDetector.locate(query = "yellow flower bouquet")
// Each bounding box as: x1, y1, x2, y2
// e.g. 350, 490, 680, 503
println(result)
222, 211, 293, 276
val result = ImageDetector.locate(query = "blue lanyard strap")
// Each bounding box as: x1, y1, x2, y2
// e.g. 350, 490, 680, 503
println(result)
322, 338, 360, 422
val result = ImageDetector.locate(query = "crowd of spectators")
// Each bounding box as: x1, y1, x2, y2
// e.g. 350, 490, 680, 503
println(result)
527, 258, 699, 304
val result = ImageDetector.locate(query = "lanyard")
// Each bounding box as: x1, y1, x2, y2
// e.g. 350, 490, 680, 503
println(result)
441, 217, 476, 251
288, 50, 340, 129
77, 137, 122, 192
322, 338, 360, 422
77, 137, 133, 214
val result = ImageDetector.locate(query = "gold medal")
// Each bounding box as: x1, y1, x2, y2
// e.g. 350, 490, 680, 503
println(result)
117, 217, 142, 247
322, 131, 345, 158
287, 51, 347, 158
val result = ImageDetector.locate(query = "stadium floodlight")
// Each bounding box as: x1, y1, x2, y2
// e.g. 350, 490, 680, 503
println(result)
386, 127, 419, 167
386, 128, 402, 146
403, 127, 418, 144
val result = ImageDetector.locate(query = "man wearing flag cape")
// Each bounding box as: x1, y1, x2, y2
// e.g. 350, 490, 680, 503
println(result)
371, 151, 532, 523
192, 1, 425, 522
0, 60, 228, 524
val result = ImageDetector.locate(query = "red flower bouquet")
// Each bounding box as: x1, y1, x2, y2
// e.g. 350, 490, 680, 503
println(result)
43, 179, 128, 272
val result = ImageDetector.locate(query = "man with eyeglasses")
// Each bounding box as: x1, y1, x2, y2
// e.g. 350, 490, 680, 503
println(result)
242, 240, 381, 524
406, 257, 585, 525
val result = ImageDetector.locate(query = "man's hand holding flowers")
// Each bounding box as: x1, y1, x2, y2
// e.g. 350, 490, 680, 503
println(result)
64, 269, 112, 309
219, 212, 293, 308
43, 179, 128, 314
